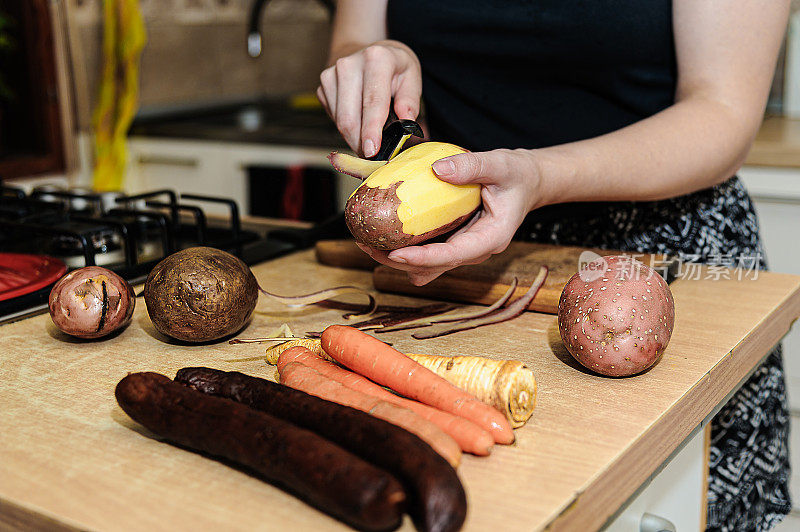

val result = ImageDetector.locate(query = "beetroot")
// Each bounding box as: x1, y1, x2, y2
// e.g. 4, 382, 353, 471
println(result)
557, 255, 675, 377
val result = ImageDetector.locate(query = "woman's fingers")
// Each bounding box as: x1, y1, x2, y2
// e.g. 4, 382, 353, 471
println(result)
392, 66, 422, 120
355, 219, 503, 286
355, 242, 451, 286
316, 86, 332, 119
334, 56, 366, 152
355, 243, 418, 272
318, 65, 338, 118
405, 253, 491, 286
432, 150, 515, 186
449, 209, 482, 237
388, 216, 509, 269
321, 43, 422, 156
406, 269, 447, 286
361, 46, 395, 157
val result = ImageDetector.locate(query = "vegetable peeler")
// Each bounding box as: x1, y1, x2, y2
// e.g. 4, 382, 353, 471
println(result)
269, 109, 423, 248
368, 108, 424, 161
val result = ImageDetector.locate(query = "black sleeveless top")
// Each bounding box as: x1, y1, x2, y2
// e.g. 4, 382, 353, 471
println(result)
387, 0, 677, 151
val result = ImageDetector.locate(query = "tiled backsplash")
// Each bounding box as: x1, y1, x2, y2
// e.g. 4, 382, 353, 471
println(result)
67, 0, 331, 130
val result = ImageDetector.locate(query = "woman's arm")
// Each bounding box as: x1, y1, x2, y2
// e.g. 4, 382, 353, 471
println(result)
326, 0, 388, 64
371, 0, 790, 285
317, 0, 421, 156
530, 0, 791, 205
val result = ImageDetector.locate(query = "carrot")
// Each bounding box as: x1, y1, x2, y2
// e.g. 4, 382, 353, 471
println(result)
320, 325, 515, 444
272, 340, 534, 430
278, 347, 494, 455
278, 360, 462, 468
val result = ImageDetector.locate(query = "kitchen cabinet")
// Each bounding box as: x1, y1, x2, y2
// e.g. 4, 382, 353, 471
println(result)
1, 251, 798, 531
605, 426, 707, 531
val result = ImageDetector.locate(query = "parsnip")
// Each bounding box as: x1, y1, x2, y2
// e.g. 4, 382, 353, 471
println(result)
405, 354, 537, 428
266, 338, 331, 364
265, 338, 537, 428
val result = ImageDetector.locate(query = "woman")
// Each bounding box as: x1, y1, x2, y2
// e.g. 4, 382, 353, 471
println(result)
317, 1, 792, 530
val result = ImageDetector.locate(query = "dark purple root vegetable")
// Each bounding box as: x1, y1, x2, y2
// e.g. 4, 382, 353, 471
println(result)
116, 372, 405, 531
144, 247, 376, 343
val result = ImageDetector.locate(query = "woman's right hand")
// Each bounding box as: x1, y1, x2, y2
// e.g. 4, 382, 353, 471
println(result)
317, 40, 422, 158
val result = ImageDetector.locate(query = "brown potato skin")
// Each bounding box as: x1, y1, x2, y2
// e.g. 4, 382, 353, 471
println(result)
48, 266, 135, 339
346, 182, 476, 251
144, 247, 258, 342
116, 372, 405, 531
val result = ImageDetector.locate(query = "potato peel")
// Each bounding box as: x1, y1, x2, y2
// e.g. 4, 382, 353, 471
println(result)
328, 152, 387, 179
411, 267, 548, 339
257, 285, 377, 318
375, 278, 520, 334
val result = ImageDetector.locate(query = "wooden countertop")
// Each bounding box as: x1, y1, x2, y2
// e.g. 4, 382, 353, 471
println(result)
745, 116, 800, 168
1, 251, 799, 531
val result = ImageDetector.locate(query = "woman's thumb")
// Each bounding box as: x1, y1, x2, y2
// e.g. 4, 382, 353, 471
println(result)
431, 151, 495, 185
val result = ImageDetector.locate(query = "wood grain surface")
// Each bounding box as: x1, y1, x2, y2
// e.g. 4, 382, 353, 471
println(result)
0, 250, 798, 532
746, 116, 800, 168
371, 242, 668, 314
315, 239, 377, 270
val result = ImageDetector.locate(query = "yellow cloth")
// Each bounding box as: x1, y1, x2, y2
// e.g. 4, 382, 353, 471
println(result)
92, 0, 146, 191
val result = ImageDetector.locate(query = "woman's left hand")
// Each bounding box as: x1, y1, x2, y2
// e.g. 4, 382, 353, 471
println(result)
357, 149, 544, 285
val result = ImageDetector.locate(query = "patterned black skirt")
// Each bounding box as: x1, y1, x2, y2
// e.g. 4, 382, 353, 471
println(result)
520, 176, 792, 531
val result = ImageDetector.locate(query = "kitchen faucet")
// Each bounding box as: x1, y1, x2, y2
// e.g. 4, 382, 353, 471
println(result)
248, 0, 335, 58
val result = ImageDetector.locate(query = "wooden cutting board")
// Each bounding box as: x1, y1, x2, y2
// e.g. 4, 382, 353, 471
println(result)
315, 240, 378, 270
315, 240, 669, 314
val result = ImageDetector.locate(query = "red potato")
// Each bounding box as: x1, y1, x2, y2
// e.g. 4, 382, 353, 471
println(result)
557, 255, 675, 377
49, 266, 135, 339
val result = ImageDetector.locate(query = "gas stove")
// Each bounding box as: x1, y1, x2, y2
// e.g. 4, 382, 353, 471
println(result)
0, 186, 316, 324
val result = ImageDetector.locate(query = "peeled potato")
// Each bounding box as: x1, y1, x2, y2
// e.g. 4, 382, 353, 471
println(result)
49, 266, 135, 339
344, 142, 481, 250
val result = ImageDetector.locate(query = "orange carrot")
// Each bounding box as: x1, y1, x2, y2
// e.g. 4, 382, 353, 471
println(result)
278, 347, 493, 456
279, 360, 462, 468
320, 325, 515, 444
